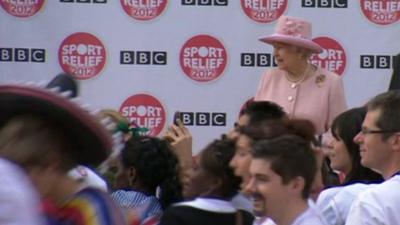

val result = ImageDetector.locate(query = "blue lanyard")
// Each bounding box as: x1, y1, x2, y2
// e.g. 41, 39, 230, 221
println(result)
391, 171, 400, 177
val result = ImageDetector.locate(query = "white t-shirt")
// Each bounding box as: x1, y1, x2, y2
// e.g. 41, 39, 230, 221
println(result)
291, 201, 327, 225
0, 158, 45, 225
345, 175, 400, 225
317, 183, 374, 225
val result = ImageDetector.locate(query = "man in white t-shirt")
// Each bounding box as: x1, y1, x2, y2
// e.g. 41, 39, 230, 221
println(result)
345, 90, 400, 225
246, 134, 326, 225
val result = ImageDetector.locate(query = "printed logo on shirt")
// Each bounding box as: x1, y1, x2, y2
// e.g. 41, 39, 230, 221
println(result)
58, 32, 107, 80
179, 112, 226, 126
181, 0, 228, 6
240, 53, 277, 67
120, 0, 168, 21
120, 50, 167, 65
310, 37, 346, 75
59, 0, 107, 3
0, 47, 45, 62
0, 0, 46, 18
360, 54, 397, 69
240, 0, 287, 23
180, 34, 227, 82
360, 0, 400, 25
120, 93, 166, 136
301, 0, 348, 8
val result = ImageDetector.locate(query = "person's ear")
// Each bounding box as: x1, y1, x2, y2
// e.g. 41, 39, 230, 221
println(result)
391, 133, 400, 152
288, 176, 305, 197
128, 167, 137, 186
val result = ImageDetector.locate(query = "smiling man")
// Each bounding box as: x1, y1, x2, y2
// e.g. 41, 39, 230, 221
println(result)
346, 90, 400, 225
246, 134, 325, 225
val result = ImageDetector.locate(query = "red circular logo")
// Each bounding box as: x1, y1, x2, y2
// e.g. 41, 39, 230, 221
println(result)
360, 0, 400, 25
180, 35, 227, 82
120, 0, 168, 21
240, 0, 287, 23
310, 37, 347, 76
0, 0, 45, 18
119, 94, 166, 136
58, 32, 107, 80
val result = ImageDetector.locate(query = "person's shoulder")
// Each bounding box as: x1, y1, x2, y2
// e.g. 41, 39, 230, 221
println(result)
356, 179, 399, 203
316, 186, 342, 207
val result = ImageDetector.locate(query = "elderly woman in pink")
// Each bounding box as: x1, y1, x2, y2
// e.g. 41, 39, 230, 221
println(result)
255, 15, 347, 136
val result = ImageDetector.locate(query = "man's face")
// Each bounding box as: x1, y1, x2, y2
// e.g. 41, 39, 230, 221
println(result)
353, 109, 393, 175
246, 158, 291, 220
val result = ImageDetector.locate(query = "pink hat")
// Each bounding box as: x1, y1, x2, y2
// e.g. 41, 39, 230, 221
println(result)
259, 15, 323, 54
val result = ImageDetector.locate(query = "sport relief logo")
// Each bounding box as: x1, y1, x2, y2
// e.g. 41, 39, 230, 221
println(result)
240, 0, 287, 23
180, 35, 227, 82
310, 37, 346, 76
120, 94, 166, 136
361, 0, 400, 25
0, 0, 45, 18
58, 32, 106, 80
120, 0, 168, 21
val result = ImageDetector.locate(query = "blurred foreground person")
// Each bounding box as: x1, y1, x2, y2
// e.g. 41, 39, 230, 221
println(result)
0, 74, 124, 225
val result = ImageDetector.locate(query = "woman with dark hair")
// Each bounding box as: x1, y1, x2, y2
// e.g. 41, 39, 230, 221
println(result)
160, 138, 254, 225
111, 136, 182, 222
317, 107, 383, 225
329, 107, 383, 184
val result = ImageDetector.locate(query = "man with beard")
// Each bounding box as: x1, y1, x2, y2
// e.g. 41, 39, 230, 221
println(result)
246, 124, 326, 225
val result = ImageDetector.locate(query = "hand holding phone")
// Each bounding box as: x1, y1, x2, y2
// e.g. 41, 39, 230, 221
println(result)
173, 111, 181, 125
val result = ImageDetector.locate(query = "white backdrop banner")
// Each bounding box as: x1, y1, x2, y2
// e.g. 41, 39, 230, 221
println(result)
0, 0, 399, 153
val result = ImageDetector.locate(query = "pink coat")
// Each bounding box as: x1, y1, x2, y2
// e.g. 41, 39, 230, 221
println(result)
254, 66, 347, 135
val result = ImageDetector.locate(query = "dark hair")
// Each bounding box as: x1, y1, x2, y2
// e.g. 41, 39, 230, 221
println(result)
331, 107, 383, 183
252, 134, 317, 199
121, 136, 182, 209
239, 100, 286, 126
200, 138, 241, 199
240, 119, 316, 144
367, 90, 400, 140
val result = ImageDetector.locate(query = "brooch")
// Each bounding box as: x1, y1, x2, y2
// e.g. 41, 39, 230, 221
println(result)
315, 74, 326, 87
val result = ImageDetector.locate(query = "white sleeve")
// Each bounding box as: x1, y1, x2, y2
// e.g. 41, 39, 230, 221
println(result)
345, 193, 385, 225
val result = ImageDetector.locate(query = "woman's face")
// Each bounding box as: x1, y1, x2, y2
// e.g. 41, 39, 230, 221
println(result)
329, 133, 352, 175
182, 155, 218, 199
272, 42, 303, 71
229, 134, 252, 184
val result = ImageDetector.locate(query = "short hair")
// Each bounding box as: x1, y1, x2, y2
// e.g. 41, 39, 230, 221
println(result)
366, 90, 400, 140
239, 100, 286, 126
252, 134, 317, 199
240, 119, 316, 144
331, 107, 383, 183
200, 138, 241, 199
121, 136, 182, 209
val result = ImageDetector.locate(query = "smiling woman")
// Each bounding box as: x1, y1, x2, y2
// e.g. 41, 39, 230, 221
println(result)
329, 107, 383, 184
254, 15, 347, 136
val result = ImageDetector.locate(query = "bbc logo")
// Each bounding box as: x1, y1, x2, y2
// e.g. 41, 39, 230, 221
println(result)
241, 53, 276, 67
180, 112, 226, 126
120, 51, 167, 65
0, 48, 45, 62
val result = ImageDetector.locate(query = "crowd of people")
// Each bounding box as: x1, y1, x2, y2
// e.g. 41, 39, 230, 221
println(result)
0, 14, 399, 225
